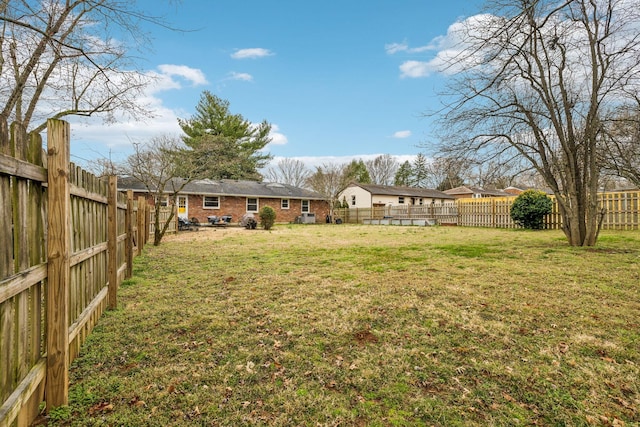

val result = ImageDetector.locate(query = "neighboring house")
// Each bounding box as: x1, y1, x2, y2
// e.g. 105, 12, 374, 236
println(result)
443, 185, 511, 199
118, 177, 330, 224
338, 183, 455, 208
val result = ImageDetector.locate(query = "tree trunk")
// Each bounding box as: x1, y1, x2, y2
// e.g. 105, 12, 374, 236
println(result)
558, 192, 601, 246
153, 205, 162, 246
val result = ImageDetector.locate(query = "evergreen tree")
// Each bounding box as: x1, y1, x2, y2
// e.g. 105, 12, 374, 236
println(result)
394, 161, 413, 186
412, 153, 430, 188
178, 91, 272, 180
346, 159, 371, 184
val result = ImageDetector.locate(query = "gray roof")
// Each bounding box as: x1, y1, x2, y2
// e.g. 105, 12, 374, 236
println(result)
350, 183, 454, 199
444, 186, 511, 197
118, 177, 324, 200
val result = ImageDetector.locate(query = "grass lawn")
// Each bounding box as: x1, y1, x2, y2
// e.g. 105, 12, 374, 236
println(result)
46, 225, 639, 426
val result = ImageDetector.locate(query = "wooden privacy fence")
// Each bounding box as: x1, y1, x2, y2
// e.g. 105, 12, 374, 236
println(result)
0, 119, 153, 427
336, 190, 640, 230
335, 204, 458, 225
456, 192, 640, 230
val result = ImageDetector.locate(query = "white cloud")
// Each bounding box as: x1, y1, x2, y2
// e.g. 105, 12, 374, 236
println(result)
66, 64, 210, 164
226, 72, 253, 82
399, 60, 434, 78
392, 130, 412, 139
231, 48, 274, 59
385, 42, 410, 54
156, 64, 208, 86
267, 124, 288, 146
390, 14, 493, 78
271, 154, 418, 170
385, 40, 442, 55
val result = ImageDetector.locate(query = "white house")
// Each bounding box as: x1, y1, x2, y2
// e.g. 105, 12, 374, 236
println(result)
338, 183, 455, 208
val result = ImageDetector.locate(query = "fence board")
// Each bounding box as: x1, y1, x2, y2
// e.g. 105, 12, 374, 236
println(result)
0, 119, 12, 409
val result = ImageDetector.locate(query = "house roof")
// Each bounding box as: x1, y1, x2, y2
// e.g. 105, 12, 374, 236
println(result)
504, 186, 554, 195
443, 185, 511, 197
118, 177, 325, 200
348, 183, 454, 199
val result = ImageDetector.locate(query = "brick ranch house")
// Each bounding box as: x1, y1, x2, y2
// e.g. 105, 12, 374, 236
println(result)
118, 177, 330, 224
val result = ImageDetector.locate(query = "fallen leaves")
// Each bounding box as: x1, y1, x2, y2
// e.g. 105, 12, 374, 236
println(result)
129, 396, 146, 408
88, 402, 113, 415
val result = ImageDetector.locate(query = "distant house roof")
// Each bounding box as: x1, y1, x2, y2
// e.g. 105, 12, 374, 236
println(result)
118, 177, 324, 200
348, 183, 454, 199
443, 185, 511, 197
504, 186, 554, 195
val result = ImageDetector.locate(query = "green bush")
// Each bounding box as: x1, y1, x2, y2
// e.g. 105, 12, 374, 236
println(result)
510, 190, 553, 230
259, 205, 276, 230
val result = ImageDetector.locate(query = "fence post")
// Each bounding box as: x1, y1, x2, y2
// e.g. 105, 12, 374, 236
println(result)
107, 175, 117, 309
492, 199, 496, 228
45, 119, 70, 409
137, 196, 145, 254
125, 190, 133, 279
145, 203, 150, 245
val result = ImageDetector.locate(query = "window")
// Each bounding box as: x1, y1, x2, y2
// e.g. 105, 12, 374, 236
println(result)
203, 196, 219, 209
281, 199, 289, 209
247, 198, 258, 212
301, 200, 310, 213
351, 195, 356, 206
398, 196, 405, 204
156, 196, 169, 207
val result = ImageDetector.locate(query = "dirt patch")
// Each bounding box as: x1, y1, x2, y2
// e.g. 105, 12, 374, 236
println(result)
162, 226, 248, 243
353, 329, 379, 345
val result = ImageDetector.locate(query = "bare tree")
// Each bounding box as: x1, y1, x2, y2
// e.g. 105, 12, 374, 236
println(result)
84, 157, 119, 178
435, 0, 640, 246
365, 154, 399, 186
425, 156, 470, 191
601, 107, 640, 187
264, 158, 311, 187
0, 0, 169, 133
468, 157, 531, 189
121, 134, 201, 246
306, 163, 352, 215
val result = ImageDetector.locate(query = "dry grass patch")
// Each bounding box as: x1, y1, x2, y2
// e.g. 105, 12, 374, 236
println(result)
46, 225, 639, 426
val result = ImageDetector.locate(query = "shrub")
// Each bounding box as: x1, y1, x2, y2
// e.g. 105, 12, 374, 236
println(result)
510, 190, 553, 230
259, 206, 276, 230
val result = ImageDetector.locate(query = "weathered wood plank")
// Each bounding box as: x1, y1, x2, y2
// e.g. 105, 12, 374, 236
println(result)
0, 265, 47, 307
0, 119, 18, 415
107, 176, 118, 309
0, 358, 46, 427
0, 298, 15, 408
27, 132, 45, 366
68, 287, 108, 345
125, 190, 133, 279
69, 243, 108, 268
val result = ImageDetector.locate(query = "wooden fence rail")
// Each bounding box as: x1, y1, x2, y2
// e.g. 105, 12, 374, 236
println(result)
0, 119, 155, 427
335, 190, 640, 230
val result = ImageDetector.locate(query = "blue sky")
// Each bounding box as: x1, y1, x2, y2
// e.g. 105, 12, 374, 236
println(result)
69, 0, 482, 169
